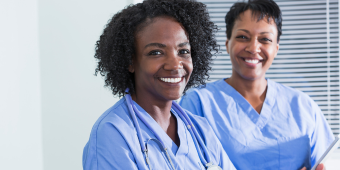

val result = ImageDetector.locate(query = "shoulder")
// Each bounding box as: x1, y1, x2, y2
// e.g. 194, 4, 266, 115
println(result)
85, 97, 139, 154
268, 79, 320, 119
185, 109, 216, 138
182, 79, 226, 101
86, 97, 137, 146
180, 79, 232, 117
90, 98, 133, 134
187, 79, 224, 94
83, 97, 137, 169
269, 79, 314, 103
185, 109, 209, 125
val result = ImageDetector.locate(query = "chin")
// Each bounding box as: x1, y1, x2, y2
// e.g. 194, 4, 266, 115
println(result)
240, 73, 263, 81
167, 94, 182, 101
161, 87, 185, 100
162, 91, 182, 101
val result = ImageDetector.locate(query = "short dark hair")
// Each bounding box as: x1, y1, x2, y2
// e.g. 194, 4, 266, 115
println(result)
94, 0, 218, 97
225, 0, 282, 42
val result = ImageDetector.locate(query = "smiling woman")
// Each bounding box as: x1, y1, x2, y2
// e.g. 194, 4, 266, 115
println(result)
180, 0, 334, 170
82, 0, 236, 170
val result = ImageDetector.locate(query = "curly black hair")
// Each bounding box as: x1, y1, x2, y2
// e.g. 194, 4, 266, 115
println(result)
225, 0, 282, 42
95, 0, 218, 97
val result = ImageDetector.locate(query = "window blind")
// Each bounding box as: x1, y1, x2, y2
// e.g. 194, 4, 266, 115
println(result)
199, 0, 340, 136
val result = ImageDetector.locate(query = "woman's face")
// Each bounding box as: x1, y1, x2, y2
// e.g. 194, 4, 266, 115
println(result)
226, 10, 279, 81
130, 16, 193, 101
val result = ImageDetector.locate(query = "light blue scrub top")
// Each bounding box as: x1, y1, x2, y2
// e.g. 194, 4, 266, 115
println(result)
82, 97, 236, 170
179, 79, 335, 170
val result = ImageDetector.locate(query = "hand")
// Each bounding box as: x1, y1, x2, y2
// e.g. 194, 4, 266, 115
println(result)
300, 163, 325, 170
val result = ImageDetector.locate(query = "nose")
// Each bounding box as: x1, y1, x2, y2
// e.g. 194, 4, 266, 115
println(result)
163, 52, 183, 70
245, 39, 261, 54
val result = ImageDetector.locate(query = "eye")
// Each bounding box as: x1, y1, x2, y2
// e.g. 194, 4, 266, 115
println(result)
178, 49, 190, 55
261, 38, 272, 42
148, 50, 162, 55
236, 35, 248, 39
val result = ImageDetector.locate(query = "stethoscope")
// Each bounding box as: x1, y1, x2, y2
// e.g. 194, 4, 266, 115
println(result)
125, 89, 222, 170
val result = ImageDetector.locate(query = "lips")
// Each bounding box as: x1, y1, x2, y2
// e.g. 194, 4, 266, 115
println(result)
159, 77, 183, 83
241, 57, 263, 64
245, 58, 260, 64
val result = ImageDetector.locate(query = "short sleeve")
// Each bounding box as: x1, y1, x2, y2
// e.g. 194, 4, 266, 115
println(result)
310, 101, 335, 166
83, 122, 139, 170
180, 91, 204, 117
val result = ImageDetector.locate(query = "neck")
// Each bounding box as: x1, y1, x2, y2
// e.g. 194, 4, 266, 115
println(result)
131, 91, 173, 131
131, 90, 180, 146
226, 72, 267, 100
226, 74, 267, 96
226, 72, 268, 114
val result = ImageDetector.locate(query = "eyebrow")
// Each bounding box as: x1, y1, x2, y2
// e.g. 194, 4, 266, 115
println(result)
144, 43, 166, 49
144, 42, 190, 49
237, 29, 274, 35
178, 42, 190, 47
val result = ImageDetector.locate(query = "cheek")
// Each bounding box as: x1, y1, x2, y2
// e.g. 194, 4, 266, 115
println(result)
229, 43, 243, 57
185, 59, 193, 75
138, 60, 161, 74
263, 47, 277, 61
229, 46, 242, 62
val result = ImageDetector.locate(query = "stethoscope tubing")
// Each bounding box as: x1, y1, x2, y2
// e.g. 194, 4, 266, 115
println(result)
125, 91, 146, 152
172, 101, 212, 165
125, 91, 174, 170
125, 92, 153, 170
127, 93, 166, 148
124, 89, 214, 169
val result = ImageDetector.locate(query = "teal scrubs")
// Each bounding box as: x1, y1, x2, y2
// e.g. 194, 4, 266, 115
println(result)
180, 78, 334, 170
83, 97, 236, 170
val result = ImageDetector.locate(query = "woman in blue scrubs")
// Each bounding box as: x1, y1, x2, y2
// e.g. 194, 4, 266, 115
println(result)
82, 0, 235, 169
180, 0, 334, 170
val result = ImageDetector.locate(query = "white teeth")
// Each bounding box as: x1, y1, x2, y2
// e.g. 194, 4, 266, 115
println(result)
160, 77, 182, 83
245, 59, 260, 64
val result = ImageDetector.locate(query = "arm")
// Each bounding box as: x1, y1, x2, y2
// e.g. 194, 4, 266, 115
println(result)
310, 101, 335, 167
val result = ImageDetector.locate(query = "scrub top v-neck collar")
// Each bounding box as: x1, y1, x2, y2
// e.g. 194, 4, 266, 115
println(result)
131, 100, 189, 156
219, 78, 277, 129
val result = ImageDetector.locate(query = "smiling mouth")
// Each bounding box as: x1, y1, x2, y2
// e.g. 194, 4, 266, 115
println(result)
242, 58, 263, 64
159, 77, 183, 83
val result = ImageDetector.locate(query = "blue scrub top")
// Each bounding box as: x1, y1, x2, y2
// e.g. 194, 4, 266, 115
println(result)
180, 78, 335, 170
82, 97, 235, 170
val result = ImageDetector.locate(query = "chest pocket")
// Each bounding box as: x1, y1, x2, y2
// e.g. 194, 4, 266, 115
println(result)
277, 135, 311, 170
227, 135, 311, 170
238, 138, 280, 170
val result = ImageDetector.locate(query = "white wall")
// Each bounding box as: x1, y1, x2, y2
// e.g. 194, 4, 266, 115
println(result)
0, 0, 43, 170
134, 0, 143, 3
1, 0, 131, 169
38, 0, 130, 169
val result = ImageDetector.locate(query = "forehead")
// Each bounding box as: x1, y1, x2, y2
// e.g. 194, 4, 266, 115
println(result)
233, 10, 278, 35
135, 16, 188, 43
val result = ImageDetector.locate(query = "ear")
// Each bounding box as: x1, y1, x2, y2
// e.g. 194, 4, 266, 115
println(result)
225, 40, 230, 54
128, 59, 135, 73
